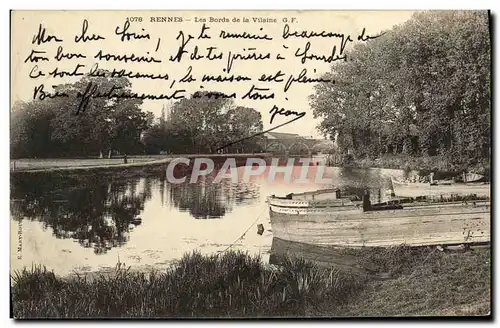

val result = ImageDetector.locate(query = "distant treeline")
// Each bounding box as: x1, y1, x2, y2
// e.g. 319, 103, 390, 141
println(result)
310, 11, 491, 172
142, 93, 264, 155
10, 75, 264, 158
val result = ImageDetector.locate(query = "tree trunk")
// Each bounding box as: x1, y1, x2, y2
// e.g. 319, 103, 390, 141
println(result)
99, 150, 103, 159
108, 149, 112, 159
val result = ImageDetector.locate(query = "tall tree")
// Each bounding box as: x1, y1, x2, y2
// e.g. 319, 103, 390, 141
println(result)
141, 95, 265, 155
224, 106, 264, 153
310, 10, 490, 169
11, 74, 154, 158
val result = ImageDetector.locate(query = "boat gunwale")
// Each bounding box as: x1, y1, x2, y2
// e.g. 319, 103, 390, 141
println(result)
391, 176, 490, 187
269, 207, 491, 218
268, 200, 491, 217
268, 201, 360, 209
269, 198, 490, 209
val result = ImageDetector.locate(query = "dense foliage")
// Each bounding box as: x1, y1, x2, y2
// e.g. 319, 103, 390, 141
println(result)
142, 92, 264, 155
11, 80, 264, 158
11, 75, 154, 158
310, 11, 491, 171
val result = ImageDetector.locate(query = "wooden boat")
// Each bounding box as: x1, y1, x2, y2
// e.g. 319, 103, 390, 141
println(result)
391, 176, 490, 198
463, 172, 485, 183
268, 191, 490, 248
267, 188, 351, 208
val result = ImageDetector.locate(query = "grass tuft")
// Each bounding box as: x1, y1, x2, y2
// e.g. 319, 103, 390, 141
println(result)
11, 247, 490, 318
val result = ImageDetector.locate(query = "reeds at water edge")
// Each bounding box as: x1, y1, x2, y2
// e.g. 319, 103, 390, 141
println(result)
11, 250, 364, 318
11, 246, 490, 318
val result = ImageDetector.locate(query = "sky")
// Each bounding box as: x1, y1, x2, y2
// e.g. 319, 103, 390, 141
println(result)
11, 10, 416, 138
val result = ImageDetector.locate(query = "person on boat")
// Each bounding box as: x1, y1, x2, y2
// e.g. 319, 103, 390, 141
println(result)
429, 172, 435, 184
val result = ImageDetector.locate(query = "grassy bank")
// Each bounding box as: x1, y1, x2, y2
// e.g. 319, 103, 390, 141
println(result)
11, 247, 490, 318
343, 155, 490, 176
10, 153, 273, 174
10, 156, 165, 172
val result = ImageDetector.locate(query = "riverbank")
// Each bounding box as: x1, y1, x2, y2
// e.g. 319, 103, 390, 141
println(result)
11, 247, 490, 318
338, 155, 490, 177
10, 153, 273, 174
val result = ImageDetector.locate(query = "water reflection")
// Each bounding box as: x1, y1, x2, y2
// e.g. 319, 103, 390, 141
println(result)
10, 170, 263, 254
156, 171, 261, 219
169, 181, 230, 219
11, 164, 403, 275
11, 175, 154, 254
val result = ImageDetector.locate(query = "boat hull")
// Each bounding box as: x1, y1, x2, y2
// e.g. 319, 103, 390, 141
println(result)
391, 178, 490, 198
269, 201, 490, 247
269, 237, 371, 273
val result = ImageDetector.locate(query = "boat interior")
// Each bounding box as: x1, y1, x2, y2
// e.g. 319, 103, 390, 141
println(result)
271, 188, 342, 201
269, 187, 490, 211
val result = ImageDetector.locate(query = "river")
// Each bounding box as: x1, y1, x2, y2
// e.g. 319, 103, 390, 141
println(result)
10, 163, 405, 276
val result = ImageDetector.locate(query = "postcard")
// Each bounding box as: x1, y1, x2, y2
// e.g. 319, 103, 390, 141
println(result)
10, 10, 491, 318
